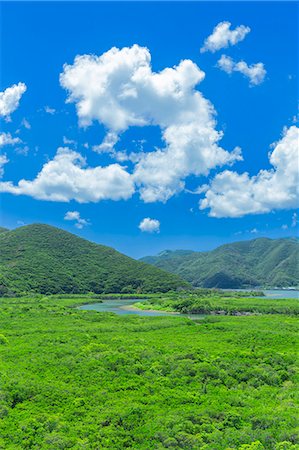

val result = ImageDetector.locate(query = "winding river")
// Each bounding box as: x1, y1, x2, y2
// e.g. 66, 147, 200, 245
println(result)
79, 298, 175, 317
78, 290, 298, 317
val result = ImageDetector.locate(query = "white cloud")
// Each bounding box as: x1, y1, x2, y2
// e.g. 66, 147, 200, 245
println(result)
64, 210, 89, 229
139, 217, 160, 233
200, 21, 250, 53
0, 147, 135, 203
60, 44, 242, 203
281, 224, 288, 230
250, 228, 258, 234
0, 155, 9, 178
0, 83, 27, 118
15, 145, 30, 156
200, 126, 299, 217
44, 106, 56, 115
0, 132, 22, 147
92, 132, 119, 154
63, 136, 77, 146
21, 118, 31, 129
292, 212, 298, 228
217, 55, 266, 86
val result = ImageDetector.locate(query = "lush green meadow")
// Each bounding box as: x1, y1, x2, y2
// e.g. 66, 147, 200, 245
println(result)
0, 294, 298, 449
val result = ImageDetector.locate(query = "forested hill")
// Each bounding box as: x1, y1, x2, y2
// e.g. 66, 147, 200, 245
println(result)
0, 224, 188, 296
141, 237, 299, 288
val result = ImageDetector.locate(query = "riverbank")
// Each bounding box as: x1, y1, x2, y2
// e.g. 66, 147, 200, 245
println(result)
119, 304, 180, 314
131, 292, 299, 316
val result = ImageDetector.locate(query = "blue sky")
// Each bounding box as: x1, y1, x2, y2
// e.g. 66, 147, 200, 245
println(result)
0, 1, 298, 258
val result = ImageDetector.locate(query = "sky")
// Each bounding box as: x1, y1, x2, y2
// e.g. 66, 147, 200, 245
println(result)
0, 1, 298, 258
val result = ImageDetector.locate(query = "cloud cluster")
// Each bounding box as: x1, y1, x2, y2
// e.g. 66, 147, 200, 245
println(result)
200, 126, 299, 217
64, 210, 89, 228
0, 147, 134, 202
200, 21, 250, 53
60, 44, 241, 202
0, 132, 22, 147
0, 82, 27, 119
217, 55, 266, 86
139, 217, 160, 233
0, 155, 9, 178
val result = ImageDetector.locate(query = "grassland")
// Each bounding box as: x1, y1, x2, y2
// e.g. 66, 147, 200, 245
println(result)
0, 294, 298, 449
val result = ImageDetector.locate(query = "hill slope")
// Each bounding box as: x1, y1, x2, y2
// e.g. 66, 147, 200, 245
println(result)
141, 238, 299, 288
0, 224, 188, 295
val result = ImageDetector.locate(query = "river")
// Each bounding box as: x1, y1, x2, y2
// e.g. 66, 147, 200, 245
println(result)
79, 298, 176, 316
78, 289, 298, 317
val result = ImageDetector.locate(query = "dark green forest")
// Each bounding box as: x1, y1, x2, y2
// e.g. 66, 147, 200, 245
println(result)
141, 238, 299, 288
0, 224, 187, 296
0, 225, 298, 297
0, 294, 298, 449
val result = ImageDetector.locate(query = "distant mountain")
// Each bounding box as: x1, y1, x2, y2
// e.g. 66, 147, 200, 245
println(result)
141, 238, 299, 288
0, 224, 188, 296
0, 227, 8, 234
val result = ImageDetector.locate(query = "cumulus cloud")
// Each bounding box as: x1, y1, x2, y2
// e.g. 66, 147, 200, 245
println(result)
0, 147, 135, 203
217, 55, 266, 86
0, 132, 22, 147
0, 155, 9, 178
139, 217, 160, 233
200, 21, 250, 53
200, 126, 299, 217
60, 44, 242, 203
0, 83, 27, 118
92, 132, 119, 154
64, 210, 89, 229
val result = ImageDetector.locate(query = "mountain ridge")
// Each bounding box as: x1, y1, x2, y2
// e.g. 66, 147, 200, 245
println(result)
0, 223, 188, 295
140, 237, 299, 288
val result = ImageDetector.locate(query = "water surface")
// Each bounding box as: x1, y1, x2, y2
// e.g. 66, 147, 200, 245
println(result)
235, 289, 299, 299
79, 289, 298, 317
79, 299, 175, 316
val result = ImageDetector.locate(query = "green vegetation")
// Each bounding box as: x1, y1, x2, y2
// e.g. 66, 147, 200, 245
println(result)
134, 291, 299, 315
141, 237, 299, 288
0, 224, 188, 296
0, 295, 298, 449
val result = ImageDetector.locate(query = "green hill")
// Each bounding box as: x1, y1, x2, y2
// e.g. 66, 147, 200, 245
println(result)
141, 237, 299, 288
0, 224, 188, 296
0, 227, 8, 234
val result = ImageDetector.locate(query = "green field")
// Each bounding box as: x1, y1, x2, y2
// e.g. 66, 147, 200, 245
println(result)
0, 294, 298, 449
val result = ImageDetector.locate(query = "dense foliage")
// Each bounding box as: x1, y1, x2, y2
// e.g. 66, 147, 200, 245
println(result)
0, 224, 188, 296
0, 294, 298, 449
135, 291, 299, 315
141, 237, 299, 288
